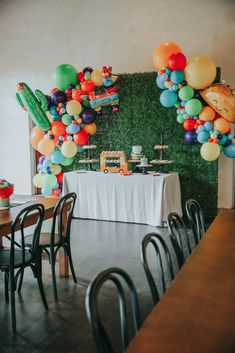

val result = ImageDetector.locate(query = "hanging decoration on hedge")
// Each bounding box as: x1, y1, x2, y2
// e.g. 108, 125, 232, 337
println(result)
153, 42, 235, 161
16, 64, 119, 197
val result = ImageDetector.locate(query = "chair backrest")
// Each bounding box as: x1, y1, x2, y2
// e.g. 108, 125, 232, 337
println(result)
185, 199, 205, 244
167, 212, 192, 268
51, 192, 77, 243
11, 203, 45, 265
85, 267, 141, 353
140, 233, 175, 305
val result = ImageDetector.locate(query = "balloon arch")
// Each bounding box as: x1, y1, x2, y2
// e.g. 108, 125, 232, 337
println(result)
153, 42, 235, 161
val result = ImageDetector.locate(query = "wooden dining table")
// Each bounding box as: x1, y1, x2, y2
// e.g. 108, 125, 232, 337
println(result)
126, 208, 235, 353
0, 195, 71, 277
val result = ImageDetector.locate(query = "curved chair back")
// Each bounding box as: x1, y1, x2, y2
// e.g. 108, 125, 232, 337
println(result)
185, 199, 205, 244
11, 203, 45, 266
140, 233, 174, 305
85, 267, 141, 353
51, 192, 77, 244
167, 212, 192, 268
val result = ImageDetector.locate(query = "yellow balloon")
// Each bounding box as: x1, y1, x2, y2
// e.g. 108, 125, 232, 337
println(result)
66, 100, 82, 116
200, 142, 220, 161
91, 69, 103, 86
61, 141, 77, 158
38, 138, 55, 155
185, 56, 216, 90
33, 173, 42, 188
83, 122, 97, 136
50, 164, 62, 175
214, 117, 230, 134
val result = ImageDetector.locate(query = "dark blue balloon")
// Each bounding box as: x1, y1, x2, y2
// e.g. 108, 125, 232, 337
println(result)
46, 95, 53, 108
184, 130, 197, 145
82, 109, 97, 124
52, 90, 67, 105
83, 67, 93, 73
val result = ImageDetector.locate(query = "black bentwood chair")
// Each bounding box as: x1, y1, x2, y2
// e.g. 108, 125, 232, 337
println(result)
140, 233, 175, 306
167, 212, 192, 268
85, 267, 141, 353
185, 199, 206, 244
22, 192, 77, 300
0, 204, 48, 334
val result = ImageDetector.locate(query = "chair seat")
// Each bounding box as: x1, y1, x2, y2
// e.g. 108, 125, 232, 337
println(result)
25, 232, 61, 247
0, 249, 32, 270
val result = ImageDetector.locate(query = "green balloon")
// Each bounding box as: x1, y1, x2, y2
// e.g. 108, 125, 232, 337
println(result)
61, 157, 74, 166
62, 114, 71, 125
53, 64, 78, 90
177, 115, 184, 124
178, 86, 194, 101
42, 174, 57, 189
185, 98, 202, 116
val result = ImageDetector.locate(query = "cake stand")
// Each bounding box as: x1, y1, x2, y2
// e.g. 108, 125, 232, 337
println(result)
136, 164, 152, 174
78, 145, 99, 171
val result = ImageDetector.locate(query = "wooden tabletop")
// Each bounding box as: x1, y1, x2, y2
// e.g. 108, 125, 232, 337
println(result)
126, 208, 235, 353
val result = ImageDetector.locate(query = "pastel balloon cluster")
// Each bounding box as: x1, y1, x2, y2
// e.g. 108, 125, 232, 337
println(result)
153, 42, 235, 161
20, 64, 119, 197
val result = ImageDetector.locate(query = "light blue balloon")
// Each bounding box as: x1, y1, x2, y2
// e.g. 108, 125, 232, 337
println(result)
170, 70, 184, 84
204, 121, 214, 131
156, 76, 166, 89
227, 133, 234, 140
160, 90, 178, 108
160, 73, 168, 81
197, 125, 205, 133
197, 131, 210, 143
41, 187, 53, 196
224, 143, 235, 158
68, 123, 80, 134
42, 159, 51, 171
51, 150, 65, 164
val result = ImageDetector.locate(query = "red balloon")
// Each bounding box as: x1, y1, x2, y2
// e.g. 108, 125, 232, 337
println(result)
56, 172, 64, 184
51, 121, 67, 137
81, 80, 95, 93
72, 89, 85, 102
168, 52, 187, 71
183, 118, 196, 131
53, 187, 62, 197
78, 71, 85, 81
73, 129, 89, 146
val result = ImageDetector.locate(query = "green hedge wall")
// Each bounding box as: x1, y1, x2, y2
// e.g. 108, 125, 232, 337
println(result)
67, 72, 218, 217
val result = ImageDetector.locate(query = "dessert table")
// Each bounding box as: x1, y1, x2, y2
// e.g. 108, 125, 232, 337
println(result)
63, 171, 182, 226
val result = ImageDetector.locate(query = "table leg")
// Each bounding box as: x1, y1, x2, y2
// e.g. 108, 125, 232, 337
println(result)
58, 205, 70, 278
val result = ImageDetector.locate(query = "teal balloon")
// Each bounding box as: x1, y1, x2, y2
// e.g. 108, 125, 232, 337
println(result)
219, 135, 227, 145
170, 70, 184, 84
62, 114, 71, 125
53, 64, 78, 90
42, 187, 53, 196
197, 131, 209, 143
42, 174, 57, 189
61, 157, 74, 166
224, 143, 235, 158
160, 90, 178, 108
178, 86, 194, 101
185, 98, 202, 116
51, 150, 65, 164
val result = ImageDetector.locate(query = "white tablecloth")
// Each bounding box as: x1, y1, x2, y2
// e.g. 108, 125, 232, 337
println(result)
63, 171, 182, 227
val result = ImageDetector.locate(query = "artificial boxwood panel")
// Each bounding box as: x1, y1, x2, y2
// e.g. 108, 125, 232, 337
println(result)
67, 72, 218, 217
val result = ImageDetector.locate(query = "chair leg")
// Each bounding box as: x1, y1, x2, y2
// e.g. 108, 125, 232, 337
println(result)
35, 251, 48, 310
67, 245, 77, 284
4, 272, 9, 302
10, 271, 16, 334
17, 269, 24, 293
50, 248, 58, 301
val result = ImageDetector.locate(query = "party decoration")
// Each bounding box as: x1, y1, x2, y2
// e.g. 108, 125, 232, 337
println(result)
17, 64, 119, 198
200, 84, 235, 123
0, 179, 14, 199
16, 82, 51, 131
154, 41, 235, 162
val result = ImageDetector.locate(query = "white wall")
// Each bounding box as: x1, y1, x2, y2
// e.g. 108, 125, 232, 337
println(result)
0, 0, 234, 206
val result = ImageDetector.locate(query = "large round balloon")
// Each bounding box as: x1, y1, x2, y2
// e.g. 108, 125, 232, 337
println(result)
38, 138, 55, 155
82, 109, 97, 124
91, 69, 103, 86
185, 98, 202, 116
51, 90, 67, 105
73, 129, 89, 146
213, 117, 230, 134
51, 121, 67, 137
33, 173, 42, 188
83, 122, 97, 136
178, 86, 194, 101
168, 52, 187, 71
81, 80, 95, 93
42, 174, 57, 189
153, 42, 182, 70
61, 141, 77, 158
224, 143, 235, 158
53, 64, 78, 91
200, 142, 220, 161
184, 130, 197, 144
184, 56, 216, 89
66, 100, 82, 116
199, 106, 216, 121
51, 150, 65, 164
160, 90, 178, 108
30, 126, 44, 150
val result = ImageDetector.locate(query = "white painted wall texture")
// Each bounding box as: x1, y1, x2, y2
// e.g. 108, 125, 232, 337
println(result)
0, 0, 234, 206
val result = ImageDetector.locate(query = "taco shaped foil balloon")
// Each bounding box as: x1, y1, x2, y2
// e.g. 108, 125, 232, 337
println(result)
200, 84, 235, 123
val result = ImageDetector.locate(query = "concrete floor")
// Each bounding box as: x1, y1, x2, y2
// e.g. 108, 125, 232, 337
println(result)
0, 218, 191, 353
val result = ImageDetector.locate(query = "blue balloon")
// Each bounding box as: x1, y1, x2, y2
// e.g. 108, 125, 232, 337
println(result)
68, 123, 80, 134
219, 135, 227, 145
42, 187, 53, 196
224, 143, 235, 158
170, 70, 184, 84
184, 130, 197, 144
51, 150, 65, 164
197, 131, 210, 144
160, 90, 178, 108
156, 76, 166, 89
160, 73, 168, 81
204, 121, 214, 131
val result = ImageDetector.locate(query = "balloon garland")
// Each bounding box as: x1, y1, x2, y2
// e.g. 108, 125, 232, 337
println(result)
16, 65, 119, 197
153, 42, 235, 161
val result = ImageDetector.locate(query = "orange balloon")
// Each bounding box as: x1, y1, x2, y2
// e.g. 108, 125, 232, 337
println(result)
83, 123, 97, 136
51, 121, 66, 137
153, 42, 182, 70
199, 106, 216, 121
214, 117, 230, 134
30, 126, 44, 150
